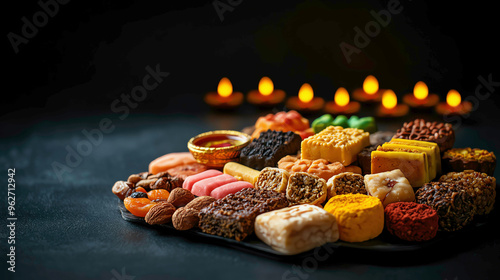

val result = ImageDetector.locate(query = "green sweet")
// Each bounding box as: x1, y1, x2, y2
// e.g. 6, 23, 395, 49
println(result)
332, 115, 349, 128
312, 114, 334, 134
348, 116, 378, 133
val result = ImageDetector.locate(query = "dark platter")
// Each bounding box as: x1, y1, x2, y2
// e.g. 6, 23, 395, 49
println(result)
118, 187, 497, 258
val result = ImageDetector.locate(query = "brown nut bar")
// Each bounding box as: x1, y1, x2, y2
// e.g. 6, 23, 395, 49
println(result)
415, 182, 476, 231
442, 148, 496, 176
255, 167, 289, 193
286, 172, 327, 206
439, 170, 496, 215
393, 118, 455, 152
198, 188, 289, 241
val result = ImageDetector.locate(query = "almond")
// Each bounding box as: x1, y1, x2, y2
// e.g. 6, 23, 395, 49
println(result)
185, 196, 216, 211
172, 207, 200, 230
145, 202, 176, 225
167, 188, 195, 208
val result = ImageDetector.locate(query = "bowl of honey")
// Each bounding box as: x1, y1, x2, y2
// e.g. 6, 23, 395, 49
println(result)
187, 130, 252, 168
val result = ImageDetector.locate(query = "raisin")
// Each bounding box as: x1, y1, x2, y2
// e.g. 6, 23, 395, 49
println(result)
130, 192, 148, 199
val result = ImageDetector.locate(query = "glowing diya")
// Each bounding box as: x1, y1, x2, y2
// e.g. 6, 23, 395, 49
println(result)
324, 87, 360, 115
247, 76, 286, 107
435, 89, 472, 116
352, 75, 384, 103
205, 77, 244, 109
376, 90, 409, 118
403, 81, 440, 109
285, 83, 324, 113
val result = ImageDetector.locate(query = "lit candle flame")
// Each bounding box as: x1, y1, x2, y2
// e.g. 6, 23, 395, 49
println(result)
363, 75, 379, 95
334, 87, 350, 107
447, 89, 461, 107
258, 77, 274, 96
217, 77, 233, 97
298, 83, 314, 103
413, 81, 428, 100
382, 90, 397, 109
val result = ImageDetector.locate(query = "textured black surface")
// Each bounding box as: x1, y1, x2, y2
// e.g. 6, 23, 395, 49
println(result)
1, 111, 500, 280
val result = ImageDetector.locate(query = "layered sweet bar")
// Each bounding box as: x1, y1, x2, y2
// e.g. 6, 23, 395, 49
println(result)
198, 188, 289, 241
301, 126, 370, 166
383, 138, 441, 179
371, 146, 429, 188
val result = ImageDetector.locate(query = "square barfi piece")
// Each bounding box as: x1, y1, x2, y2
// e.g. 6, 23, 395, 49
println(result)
388, 138, 441, 176
371, 147, 429, 188
301, 126, 370, 166
382, 141, 439, 180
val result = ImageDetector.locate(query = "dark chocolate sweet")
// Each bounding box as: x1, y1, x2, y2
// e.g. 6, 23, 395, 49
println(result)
442, 148, 496, 176
393, 118, 455, 152
415, 182, 476, 231
198, 188, 289, 241
439, 170, 496, 215
239, 130, 302, 170
357, 145, 379, 175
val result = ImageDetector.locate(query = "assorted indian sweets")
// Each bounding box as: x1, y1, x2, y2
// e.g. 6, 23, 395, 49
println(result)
111, 110, 497, 255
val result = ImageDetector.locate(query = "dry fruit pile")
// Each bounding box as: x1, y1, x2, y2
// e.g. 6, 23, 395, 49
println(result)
112, 111, 497, 255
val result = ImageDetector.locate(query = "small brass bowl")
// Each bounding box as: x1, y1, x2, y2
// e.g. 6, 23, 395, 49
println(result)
187, 130, 252, 168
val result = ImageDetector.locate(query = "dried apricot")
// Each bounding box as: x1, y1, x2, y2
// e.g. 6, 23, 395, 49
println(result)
134, 187, 147, 193
124, 197, 155, 217
147, 189, 170, 201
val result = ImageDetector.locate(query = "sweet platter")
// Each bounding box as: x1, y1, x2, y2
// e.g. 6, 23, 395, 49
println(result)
118, 200, 496, 256
112, 110, 497, 257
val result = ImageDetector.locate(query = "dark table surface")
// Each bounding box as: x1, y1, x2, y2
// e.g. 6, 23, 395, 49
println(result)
1, 101, 500, 280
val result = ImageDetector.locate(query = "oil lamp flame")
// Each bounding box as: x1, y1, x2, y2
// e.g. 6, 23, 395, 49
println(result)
447, 89, 461, 107
382, 90, 397, 109
298, 83, 314, 103
363, 75, 379, 95
217, 77, 233, 97
414, 81, 428, 100
258, 77, 274, 96
334, 87, 350, 107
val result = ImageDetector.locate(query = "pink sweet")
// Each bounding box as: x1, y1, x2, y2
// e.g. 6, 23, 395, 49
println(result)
191, 174, 238, 197
182, 169, 222, 191
210, 181, 254, 200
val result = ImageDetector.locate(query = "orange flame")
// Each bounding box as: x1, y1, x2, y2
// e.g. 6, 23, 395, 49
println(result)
258, 77, 274, 96
217, 77, 233, 97
298, 83, 314, 103
447, 89, 461, 107
363, 75, 379, 95
334, 87, 350, 107
413, 81, 428, 100
382, 90, 397, 109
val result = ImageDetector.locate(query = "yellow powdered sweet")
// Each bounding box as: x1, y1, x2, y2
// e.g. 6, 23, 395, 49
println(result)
323, 194, 384, 242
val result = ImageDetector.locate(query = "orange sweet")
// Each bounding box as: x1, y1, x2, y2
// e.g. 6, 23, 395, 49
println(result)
124, 197, 156, 217
251, 110, 312, 140
147, 189, 170, 201
149, 152, 197, 174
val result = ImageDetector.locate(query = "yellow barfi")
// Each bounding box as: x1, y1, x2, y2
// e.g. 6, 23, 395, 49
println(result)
382, 142, 437, 180
388, 138, 441, 175
301, 126, 370, 166
371, 147, 429, 188
323, 194, 384, 242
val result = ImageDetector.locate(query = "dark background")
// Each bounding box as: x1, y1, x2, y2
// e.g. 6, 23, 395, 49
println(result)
2, 1, 500, 280
3, 0, 500, 128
